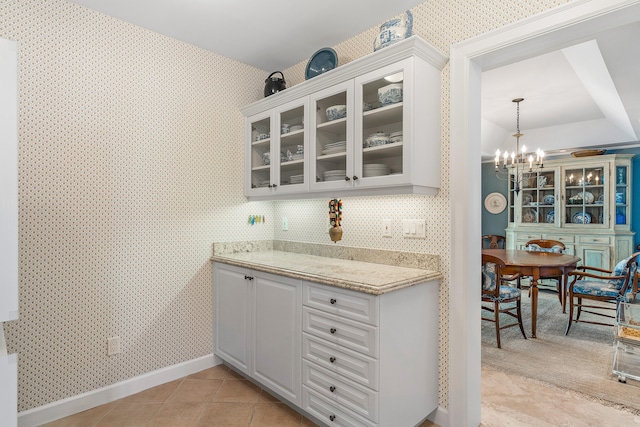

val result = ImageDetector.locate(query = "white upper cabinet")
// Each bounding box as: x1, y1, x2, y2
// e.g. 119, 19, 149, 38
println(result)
241, 36, 448, 200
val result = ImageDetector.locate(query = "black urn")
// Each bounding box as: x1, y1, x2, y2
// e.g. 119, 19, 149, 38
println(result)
264, 71, 286, 97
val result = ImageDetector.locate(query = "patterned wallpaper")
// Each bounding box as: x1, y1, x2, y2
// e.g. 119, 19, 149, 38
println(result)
0, 0, 569, 414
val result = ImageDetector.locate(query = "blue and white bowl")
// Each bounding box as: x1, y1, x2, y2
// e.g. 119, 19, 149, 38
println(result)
326, 105, 347, 121
543, 194, 555, 205
378, 83, 403, 107
364, 132, 389, 147
546, 210, 555, 223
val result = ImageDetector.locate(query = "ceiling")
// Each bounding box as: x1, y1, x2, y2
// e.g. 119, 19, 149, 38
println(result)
68, 1, 640, 159
481, 21, 640, 159
68, 0, 425, 71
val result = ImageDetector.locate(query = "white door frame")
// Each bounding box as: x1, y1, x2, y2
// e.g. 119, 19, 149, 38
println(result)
448, 1, 640, 426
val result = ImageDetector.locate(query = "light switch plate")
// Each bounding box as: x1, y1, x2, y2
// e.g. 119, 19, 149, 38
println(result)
402, 219, 426, 238
281, 217, 288, 231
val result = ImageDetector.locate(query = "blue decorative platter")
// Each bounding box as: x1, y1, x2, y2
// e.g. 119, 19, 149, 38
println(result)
543, 194, 555, 205
572, 212, 592, 224
305, 48, 338, 80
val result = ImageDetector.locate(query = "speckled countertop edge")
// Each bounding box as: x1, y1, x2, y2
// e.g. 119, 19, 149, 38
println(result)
211, 240, 442, 295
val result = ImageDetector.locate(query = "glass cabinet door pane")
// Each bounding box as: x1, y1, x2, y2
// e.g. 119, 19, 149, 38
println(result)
249, 116, 272, 190
615, 166, 628, 225
313, 90, 349, 185
360, 70, 404, 179
278, 105, 305, 188
564, 166, 605, 226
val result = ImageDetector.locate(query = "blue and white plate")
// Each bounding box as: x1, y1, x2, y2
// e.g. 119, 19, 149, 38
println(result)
305, 48, 338, 80
543, 194, 555, 205
546, 210, 555, 223
572, 212, 592, 224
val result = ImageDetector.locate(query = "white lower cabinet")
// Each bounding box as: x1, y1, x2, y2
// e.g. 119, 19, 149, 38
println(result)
214, 262, 439, 426
214, 263, 301, 405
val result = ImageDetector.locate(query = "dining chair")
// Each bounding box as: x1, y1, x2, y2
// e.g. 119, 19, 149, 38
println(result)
482, 235, 506, 249
524, 239, 566, 307
482, 253, 526, 348
565, 252, 640, 335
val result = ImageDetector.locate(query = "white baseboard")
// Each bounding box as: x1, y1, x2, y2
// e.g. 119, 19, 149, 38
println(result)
422, 406, 448, 427
18, 354, 221, 427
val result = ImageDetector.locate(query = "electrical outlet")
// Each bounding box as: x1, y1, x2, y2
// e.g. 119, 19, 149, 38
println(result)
382, 219, 392, 237
281, 217, 288, 231
107, 336, 121, 356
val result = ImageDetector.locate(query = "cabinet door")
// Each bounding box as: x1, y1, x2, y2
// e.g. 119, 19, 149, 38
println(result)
354, 59, 412, 188
214, 264, 252, 374
614, 164, 630, 228
562, 163, 608, 228
309, 81, 355, 192
253, 272, 301, 404
245, 110, 275, 197
577, 245, 611, 270
274, 98, 309, 194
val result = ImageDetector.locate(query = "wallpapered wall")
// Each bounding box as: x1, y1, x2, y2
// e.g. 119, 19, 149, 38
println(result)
1, 0, 568, 414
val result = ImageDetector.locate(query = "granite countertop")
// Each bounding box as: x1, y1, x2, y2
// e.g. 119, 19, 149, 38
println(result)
211, 245, 441, 295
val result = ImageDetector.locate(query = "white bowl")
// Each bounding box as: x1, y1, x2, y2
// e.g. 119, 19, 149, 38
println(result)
365, 132, 390, 147
326, 105, 347, 121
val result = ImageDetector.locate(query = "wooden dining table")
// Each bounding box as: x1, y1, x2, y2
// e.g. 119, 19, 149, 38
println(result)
482, 249, 581, 338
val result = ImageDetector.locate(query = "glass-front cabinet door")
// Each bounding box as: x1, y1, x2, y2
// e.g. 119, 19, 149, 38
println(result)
275, 99, 308, 194
245, 110, 273, 196
309, 81, 354, 192
562, 164, 608, 227
510, 168, 557, 225
615, 165, 630, 227
353, 59, 412, 188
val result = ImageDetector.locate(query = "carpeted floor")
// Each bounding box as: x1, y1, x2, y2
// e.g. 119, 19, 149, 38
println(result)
481, 288, 640, 414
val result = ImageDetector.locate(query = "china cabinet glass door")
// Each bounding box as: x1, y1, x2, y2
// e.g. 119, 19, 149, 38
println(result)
512, 168, 557, 225
247, 111, 273, 195
615, 165, 630, 226
563, 164, 607, 227
309, 81, 354, 192
354, 59, 411, 188
276, 99, 307, 193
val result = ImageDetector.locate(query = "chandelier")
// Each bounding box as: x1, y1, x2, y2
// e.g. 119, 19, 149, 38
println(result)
494, 98, 544, 195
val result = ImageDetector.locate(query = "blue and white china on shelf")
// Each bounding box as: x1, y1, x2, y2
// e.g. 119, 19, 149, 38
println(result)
616, 192, 624, 204
363, 102, 374, 112
546, 210, 555, 223
596, 193, 605, 204
617, 212, 626, 224
262, 152, 270, 165
373, 10, 413, 51
290, 124, 303, 132
326, 105, 347, 121
537, 176, 547, 187
378, 83, 403, 106
522, 208, 537, 223
364, 131, 389, 148
305, 47, 338, 80
572, 212, 592, 224
543, 194, 555, 205
256, 133, 269, 141
281, 123, 290, 134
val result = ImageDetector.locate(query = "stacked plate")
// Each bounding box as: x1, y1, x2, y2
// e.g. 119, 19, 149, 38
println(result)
363, 163, 391, 177
321, 141, 346, 155
289, 174, 304, 184
256, 180, 271, 188
389, 131, 403, 144
323, 170, 346, 182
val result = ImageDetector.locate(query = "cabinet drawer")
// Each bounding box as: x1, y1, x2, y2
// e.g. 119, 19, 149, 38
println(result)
304, 282, 378, 325
302, 385, 376, 427
543, 234, 574, 243
303, 360, 377, 422
303, 307, 378, 357
303, 333, 378, 390
578, 236, 611, 244
518, 233, 542, 240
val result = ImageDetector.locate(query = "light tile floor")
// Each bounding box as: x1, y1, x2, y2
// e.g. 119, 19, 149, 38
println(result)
42, 364, 640, 426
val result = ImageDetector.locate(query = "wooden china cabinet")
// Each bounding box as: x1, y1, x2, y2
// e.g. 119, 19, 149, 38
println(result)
505, 154, 634, 270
